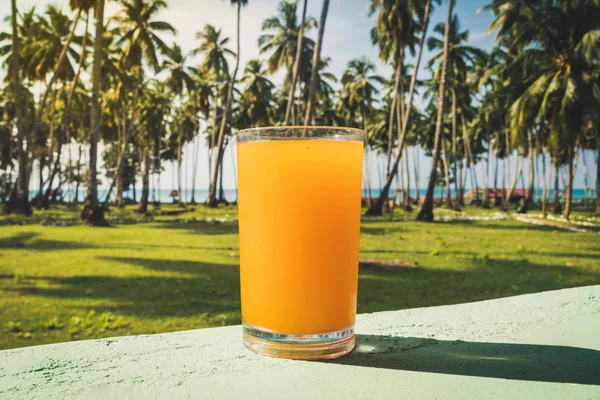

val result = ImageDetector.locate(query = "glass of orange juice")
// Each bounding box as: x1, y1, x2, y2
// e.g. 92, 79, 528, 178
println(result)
237, 126, 364, 360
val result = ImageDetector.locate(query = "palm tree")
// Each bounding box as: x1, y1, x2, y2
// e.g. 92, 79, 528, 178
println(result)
116, 0, 176, 70
80, 0, 106, 225
6, 0, 31, 215
304, 0, 330, 125
340, 57, 383, 200
259, 1, 315, 107
107, 0, 174, 206
163, 43, 194, 206
282, 0, 308, 126
367, 0, 436, 215
194, 26, 233, 187
416, 0, 454, 222
427, 15, 484, 205
493, 0, 600, 219
237, 59, 275, 129
207, 0, 249, 208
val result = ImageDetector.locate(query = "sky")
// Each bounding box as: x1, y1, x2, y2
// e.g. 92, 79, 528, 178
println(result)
0, 0, 594, 193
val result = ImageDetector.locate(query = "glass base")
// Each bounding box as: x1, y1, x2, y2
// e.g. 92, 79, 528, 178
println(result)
242, 322, 355, 360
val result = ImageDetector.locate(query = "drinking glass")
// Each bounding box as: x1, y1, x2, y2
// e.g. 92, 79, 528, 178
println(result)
237, 126, 364, 359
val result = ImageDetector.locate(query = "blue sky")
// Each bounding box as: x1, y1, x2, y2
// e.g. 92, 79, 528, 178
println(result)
0, 0, 593, 192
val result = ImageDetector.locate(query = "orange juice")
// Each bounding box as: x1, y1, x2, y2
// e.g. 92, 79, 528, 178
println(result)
237, 139, 363, 335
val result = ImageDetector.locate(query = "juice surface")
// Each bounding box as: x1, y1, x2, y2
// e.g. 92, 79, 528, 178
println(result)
237, 139, 363, 334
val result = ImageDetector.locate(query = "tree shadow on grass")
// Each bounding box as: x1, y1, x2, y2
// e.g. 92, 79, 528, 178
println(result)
154, 220, 239, 235
325, 335, 600, 385
3, 257, 240, 318
0, 232, 97, 251
357, 257, 600, 314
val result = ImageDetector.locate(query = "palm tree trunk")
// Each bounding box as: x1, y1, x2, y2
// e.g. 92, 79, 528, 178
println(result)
517, 129, 535, 213
542, 151, 549, 218
218, 151, 225, 203
482, 121, 491, 208
137, 148, 150, 214
441, 141, 452, 207
74, 145, 82, 203
208, 2, 242, 207
367, 0, 432, 216
191, 125, 201, 204
284, 0, 307, 126
362, 106, 372, 201
304, 0, 329, 125
80, 0, 105, 225
416, 0, 452, 222
582, 149, 589, 205
7, 0, 31, 215
502, 155, 522, 211
595, 144, 600, 216
552, 160, 561, 214
414, 147, 420, 203
564, 144, 574, 220
177, 124, 184, 207
451, 88, 458, 204
404, 144, 411, 209
385, 59, 402, 173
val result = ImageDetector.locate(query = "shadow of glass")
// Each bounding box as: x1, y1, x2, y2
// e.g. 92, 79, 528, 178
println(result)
325, 334, 600, 385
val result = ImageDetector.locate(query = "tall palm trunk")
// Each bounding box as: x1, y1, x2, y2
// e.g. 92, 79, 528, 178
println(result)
74, 145, 82, 203
441, 141, 452, 207
137, 148, 150, 213
482, 120, 491, 207
595, 144, 600, 216
416, 0, 452, 222
385, 57, 403, 173
494, 133, 500, 206
64, 13, 89, 205
7, 0, 32, 215
517, 129, 535, 213
190, 124, 201, 204
542, 151, 549, 218
304, 0, 329, 125
414, 147, 420, 203
177, 124, 184, 207
552, 161, 561, 213
362, 106, 372, 200
451, 88, 458, 204
284, 0, 307, 125
404, 144, 411, 209
80, 0, 106, 225
208, 3, 242, 207
502, 155, 522, 211
582, 149, 589, 205
368, 0, 432, 216
564, 144, 574, 220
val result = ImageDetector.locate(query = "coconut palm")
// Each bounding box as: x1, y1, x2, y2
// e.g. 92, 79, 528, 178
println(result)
340, 57, 383, 200
491, 0, 600, 219
207, 0, 249, 208
304, 0, 330, 125
416, 0, 454, 222
80, 0, 106, 225
259, 0, 315, 100
5, 0, 31, 215
237, 59, 275, 129
367, 0, 437, 215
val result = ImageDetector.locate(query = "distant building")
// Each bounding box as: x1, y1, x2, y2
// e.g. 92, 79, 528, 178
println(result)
464, 188, 529, 203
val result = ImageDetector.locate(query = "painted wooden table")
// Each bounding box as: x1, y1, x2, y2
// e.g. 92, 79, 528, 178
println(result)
1, 286, 599, 399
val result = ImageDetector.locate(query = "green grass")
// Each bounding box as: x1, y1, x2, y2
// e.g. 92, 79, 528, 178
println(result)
0, 204, 599, 350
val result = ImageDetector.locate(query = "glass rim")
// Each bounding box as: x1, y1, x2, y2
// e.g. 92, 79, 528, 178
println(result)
236, 126, 364, 143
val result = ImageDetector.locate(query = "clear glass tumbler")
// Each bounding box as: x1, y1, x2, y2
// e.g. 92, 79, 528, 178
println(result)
237, 126, 364, 359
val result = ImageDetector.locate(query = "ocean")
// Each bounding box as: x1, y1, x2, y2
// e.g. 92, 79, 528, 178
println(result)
40, 187, 595, 204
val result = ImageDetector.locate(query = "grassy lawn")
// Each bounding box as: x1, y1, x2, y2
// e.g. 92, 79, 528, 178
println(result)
0, 204, 599, 350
